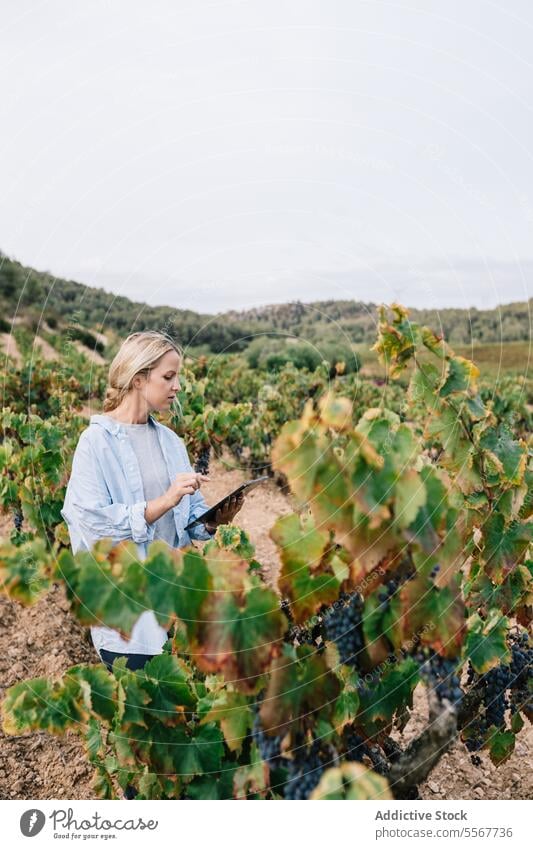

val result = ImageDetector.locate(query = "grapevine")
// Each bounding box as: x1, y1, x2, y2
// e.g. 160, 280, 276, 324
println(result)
0, 302, 531, 801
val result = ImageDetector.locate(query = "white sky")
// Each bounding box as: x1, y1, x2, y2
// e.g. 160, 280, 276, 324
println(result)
1, 0, 532, 313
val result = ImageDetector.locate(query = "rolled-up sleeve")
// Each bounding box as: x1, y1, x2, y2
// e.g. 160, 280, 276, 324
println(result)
61, 434, 156, 548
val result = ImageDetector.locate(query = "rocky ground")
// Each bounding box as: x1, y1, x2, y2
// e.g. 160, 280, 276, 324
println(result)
0, 460, 531, 800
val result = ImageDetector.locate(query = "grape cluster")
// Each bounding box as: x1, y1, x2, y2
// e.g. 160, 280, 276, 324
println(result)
429, 563, 440, 580
194, 446, 210, 475
377, 579, 399, 609
343, 727, 369, 762
343, 727, 420, 798
284, 619, 325, 650
463, 630, 531, 755
471, 631, 531, 731
280, 597, 294, 625
371, 568, 417, 652
342, 727, 389, 775
297, 621, 325, 648
251, 702, 283, 768
382, 735, 403, 764
415, 650, 464, 707
228, 442, 245, 468
482, 665, 510, 728
280, 598, 324, 649
323, 592, 365, 667
13, 509, 23, 531
377, 568, 416, 609
281, 594, 359, 652
466, 661, 476, 686
508, 630, 532, 716
283, 741, 332, 800
464, 715, 489, 752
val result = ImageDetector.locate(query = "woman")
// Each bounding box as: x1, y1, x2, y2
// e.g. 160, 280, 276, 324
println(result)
61, 330, 243, 673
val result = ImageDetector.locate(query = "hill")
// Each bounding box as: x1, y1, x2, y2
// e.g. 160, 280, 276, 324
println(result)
0, 251, 530, 354
227, 298, 532, 346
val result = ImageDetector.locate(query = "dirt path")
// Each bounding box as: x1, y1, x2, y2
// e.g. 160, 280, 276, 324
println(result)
0, 333, 22, 367
0, 465, 531, 800
199, 454, 293, 583
73, 341, 106, 365
0, 510, 99, 799
394, 678, 532, 800
34, 336, 61, 361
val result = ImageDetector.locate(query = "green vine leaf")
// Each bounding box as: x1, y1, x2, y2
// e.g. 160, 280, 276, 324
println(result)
489, 730, 515, 766
271, 512, 338, 623
465, 611, 511, 673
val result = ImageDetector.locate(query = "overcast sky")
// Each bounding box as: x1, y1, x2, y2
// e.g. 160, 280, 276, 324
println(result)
1, 0, 532, 314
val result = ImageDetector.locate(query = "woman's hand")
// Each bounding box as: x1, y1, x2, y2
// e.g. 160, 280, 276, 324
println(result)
165, 472, 210, 508
204, 492, 244, 534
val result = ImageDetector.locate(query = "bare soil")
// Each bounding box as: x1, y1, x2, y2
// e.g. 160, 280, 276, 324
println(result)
33, 336, 61, 361
0, 462, 531, 800
0, 333, 22, 367
73, 341, 106, 365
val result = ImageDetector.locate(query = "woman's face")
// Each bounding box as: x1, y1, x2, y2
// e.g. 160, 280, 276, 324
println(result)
136, 350, 182, 412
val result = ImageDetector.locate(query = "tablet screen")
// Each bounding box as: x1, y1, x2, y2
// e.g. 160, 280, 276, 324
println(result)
184, 475, 269, 531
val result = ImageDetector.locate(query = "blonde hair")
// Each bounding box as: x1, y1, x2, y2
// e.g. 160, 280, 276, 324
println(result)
103, 330, 183, 413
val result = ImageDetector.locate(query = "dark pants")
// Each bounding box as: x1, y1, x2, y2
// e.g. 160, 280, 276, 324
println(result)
99, 649, 156, 673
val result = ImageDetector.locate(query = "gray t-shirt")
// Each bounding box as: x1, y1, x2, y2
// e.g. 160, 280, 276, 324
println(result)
119, 418, 178, 549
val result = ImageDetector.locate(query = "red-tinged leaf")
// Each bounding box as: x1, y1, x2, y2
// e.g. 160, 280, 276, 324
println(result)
140, 654, 196, 724
271, 513, 339, 623
420, 326, 453, 358
482, 514, 533, 585
348, 525, 401, 587
271, 414, 321, 503
57, 538, 181, 638
199, 690, 253, 754
400, 573, 466, 658
259, 645, 341, 737
66, 665, 117, 724
191, 584, 286, 693
233, 744, 270, 799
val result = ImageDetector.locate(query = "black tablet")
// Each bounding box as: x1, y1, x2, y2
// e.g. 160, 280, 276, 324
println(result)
184, 475, 269, 531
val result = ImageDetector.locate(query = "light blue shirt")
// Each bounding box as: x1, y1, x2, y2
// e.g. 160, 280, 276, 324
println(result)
60, 412, 214, 656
